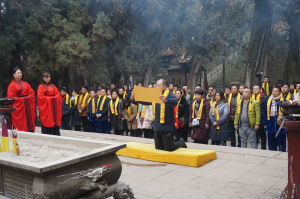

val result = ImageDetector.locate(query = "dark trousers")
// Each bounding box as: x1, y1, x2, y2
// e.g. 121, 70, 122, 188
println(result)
257, 125, 267, 150
61, 115, 71, 130
154, 131, 180, 152
114, 130, 124, 136
174, 127, 188, 142
97, 120, 110, 134
137, 129, 143, 137
129, 129, 138, 137
144, 129, 154, 139
123, 120, 129, 136
212, 140, 226, 146
268, 132, 286, 152
80, 116, 89, 132
42, 125, 60, 136
75, 125, 81, 131
89, 119, 97, 132
228, 120, 241, 147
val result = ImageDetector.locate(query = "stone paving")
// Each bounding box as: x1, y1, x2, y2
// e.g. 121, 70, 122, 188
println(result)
53, 129, 288, 199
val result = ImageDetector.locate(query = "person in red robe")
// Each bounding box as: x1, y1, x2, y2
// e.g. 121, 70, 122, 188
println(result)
7, 67, 36, 132
37, 72, 62, 135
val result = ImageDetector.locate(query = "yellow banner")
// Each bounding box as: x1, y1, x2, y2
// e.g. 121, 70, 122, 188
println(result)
133, 86, 163, 104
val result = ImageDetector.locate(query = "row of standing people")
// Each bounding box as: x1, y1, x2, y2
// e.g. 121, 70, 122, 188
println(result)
7, 68, 300, 153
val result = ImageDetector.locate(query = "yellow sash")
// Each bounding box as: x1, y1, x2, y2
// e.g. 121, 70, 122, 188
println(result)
267, 96, 283, 120
65, 93, 69, 105
138, 104, 146, 118
173, 90, 175, 94
262, 82, 269, 96
176, 97, 182, 119
281, 93, 291, 101
294, 89, 297, 95
192, 99, 204, 120
97, 95, 107, 111
110, 97, 120, 115
70, 95, 78, 108
212, 102, 220, 130
88, 98, 96, 114
123, 91, 127, 99
152, 103, 156, 119
79, 92, 89, 109
128, 106, 132, 117
251, 93, 260, 102
236, 99, 252, 115
228, 93, 241, 112
193, 94, 196, 100
160, 88, 170, 124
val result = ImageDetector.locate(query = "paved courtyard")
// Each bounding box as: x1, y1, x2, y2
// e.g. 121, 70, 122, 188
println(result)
55, 129, 288, 199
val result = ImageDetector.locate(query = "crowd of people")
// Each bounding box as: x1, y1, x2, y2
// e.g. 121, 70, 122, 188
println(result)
7, 67, 300, 152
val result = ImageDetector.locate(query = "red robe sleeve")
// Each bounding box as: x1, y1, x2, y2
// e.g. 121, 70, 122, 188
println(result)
7, 80, 36, 132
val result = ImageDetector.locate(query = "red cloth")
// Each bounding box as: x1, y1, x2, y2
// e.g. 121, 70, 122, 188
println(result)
7, 80, 36, 131
174, 106, 179, 129
37, 83, 62, 127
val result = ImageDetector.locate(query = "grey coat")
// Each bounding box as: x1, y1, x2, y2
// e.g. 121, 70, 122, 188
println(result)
209, 101, 229, 141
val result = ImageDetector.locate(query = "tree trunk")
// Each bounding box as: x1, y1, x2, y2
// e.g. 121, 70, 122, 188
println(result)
143, 49, 157, 87
284, 2, 300, 82
187, 60, 201, 90
246, 0, 272, 88
222, 59, 225, 88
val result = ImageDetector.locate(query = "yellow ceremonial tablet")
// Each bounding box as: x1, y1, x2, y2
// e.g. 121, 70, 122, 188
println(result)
133, 86, 162, 104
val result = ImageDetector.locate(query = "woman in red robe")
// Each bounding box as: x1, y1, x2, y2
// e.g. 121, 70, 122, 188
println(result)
7, 68, 36, 132
37, 72, 62, 136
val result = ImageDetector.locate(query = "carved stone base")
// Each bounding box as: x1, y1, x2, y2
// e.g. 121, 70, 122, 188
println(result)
79, 181, 135, 199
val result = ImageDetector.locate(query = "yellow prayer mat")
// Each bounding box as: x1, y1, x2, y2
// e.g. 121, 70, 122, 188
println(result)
117, 142, 217, 167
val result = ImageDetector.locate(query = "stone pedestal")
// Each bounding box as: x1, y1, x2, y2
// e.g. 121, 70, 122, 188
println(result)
279, 119, 300, 198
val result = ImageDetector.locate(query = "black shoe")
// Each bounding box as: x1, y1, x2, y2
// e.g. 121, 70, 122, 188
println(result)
179, 138, 187, 148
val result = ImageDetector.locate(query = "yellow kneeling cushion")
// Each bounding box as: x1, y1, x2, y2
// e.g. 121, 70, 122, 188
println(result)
117, 142, 217, 167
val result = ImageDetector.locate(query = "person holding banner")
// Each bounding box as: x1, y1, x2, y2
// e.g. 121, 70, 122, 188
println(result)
151, 79, 186, 151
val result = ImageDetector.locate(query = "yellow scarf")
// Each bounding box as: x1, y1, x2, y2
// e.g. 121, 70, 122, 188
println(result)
70, 95, 78, 108
173, 90, 175, 94
212, 102, 220, 130
176, 97, 182, 119
193, 94, 196, 100
138, 104, 146, 118
294, 89, 297, 95
251, 93, 260, 102
128, 106, 132, 117
160, 88, 169, 124
206, 94, 210, 100
236, 99, 252, 115
281, 93, 291, 101
152, 103, 156, 119
79, 92, 89, 109
110, 97, 120, 115
192, 99, 204, 120
123, 91, 127, 99
88, 98, 96, 114
262, 82, 269, 96
97, 95, 107, 111
64, 93, 69, 105
267, 96, 283, 120
228, 93, 241, 112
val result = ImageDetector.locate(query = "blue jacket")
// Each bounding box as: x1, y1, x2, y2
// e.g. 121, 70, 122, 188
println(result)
62, 96, 70, 116
262, 98, 287, 134
153, 91, 178, 132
